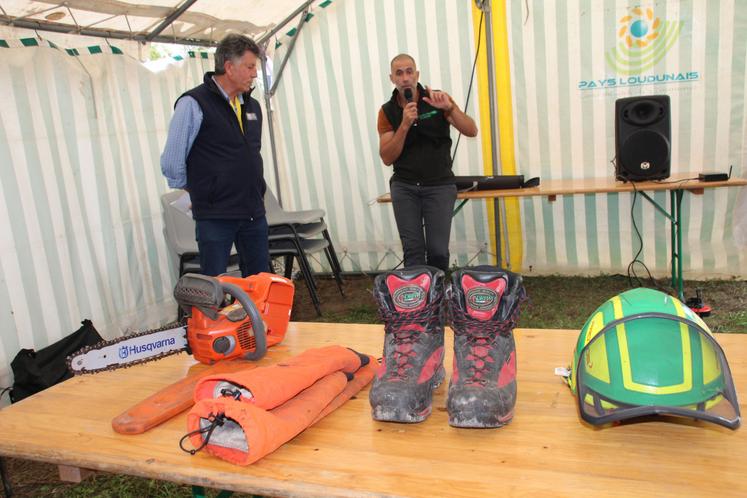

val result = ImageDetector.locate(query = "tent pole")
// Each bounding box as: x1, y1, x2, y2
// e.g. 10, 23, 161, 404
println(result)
145, 0, 198, 41
269, 7, 309, 96
479, 0, 507, 267
257, 0, 316, 46
260, 47, 283, 207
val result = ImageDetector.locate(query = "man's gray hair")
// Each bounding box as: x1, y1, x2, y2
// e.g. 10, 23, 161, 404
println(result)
214, 34, 261, 75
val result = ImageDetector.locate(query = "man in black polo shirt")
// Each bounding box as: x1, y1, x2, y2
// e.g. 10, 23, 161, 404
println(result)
161, 34, 268, 277
378, 53, 478, 271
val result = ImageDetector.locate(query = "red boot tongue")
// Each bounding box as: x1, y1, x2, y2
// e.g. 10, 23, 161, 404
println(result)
460, 275, 506, 321
386, 274, 432, 312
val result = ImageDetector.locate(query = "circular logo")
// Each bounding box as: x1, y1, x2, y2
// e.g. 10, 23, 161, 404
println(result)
466, 288, 498, 311
392, 286, 426, 310
618, 6, 661, 49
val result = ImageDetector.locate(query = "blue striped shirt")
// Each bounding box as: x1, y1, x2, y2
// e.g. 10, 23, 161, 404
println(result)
160, 77, 244, 189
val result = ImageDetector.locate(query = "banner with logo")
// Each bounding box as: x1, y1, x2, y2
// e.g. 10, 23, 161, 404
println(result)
506, 0, 747, 277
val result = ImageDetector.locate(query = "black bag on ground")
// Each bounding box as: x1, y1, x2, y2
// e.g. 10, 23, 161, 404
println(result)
9, 319, 103, 403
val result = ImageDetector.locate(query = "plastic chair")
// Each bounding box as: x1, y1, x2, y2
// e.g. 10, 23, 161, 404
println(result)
269, 238, 333, 316
160, 190, 238, 276
264, 190, 344, 298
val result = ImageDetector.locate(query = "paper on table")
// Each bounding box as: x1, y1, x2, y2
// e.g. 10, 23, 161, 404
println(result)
170, 191, 192, 218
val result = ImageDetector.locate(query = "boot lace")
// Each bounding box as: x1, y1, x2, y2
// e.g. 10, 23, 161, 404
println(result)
448, 289, 526, 385
379, 297, 444, 380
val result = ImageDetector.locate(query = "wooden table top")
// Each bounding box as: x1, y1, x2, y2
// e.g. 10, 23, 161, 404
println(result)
375, 173, 747, 202
0, 322, 745, 497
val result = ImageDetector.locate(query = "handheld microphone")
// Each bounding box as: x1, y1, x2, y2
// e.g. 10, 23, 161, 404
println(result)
403, 88, 417, 126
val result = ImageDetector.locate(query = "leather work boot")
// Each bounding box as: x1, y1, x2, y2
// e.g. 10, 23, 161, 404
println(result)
447, 266, 526, 428
369, 266, 446, 423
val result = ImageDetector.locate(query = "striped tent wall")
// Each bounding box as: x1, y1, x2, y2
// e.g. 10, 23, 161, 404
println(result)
506, 0, 747, 277
0, 44, 258, 393
269, 0, 491, 273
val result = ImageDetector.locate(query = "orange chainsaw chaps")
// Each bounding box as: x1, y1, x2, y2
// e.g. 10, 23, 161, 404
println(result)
111, 359, 257, 435
193, 345, 366, 410
187, 272, 294, 364
186, 354, 377, 466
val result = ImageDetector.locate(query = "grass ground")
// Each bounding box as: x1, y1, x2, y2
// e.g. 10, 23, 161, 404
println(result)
3, 274, 746, 497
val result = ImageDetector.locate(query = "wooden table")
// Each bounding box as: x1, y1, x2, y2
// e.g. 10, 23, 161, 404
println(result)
377, 173, 747, 301
0, 322, 745, 497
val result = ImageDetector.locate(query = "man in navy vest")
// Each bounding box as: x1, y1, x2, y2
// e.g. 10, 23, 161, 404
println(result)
161, 34, 268, 277
378, 54, 478, 271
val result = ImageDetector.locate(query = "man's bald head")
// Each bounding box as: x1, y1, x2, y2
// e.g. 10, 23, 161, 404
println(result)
390, 53, 416, 72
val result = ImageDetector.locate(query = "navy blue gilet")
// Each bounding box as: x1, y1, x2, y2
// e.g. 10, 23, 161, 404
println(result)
180, 72, 266, 221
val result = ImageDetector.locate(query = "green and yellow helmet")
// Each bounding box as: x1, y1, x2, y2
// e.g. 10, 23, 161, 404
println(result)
568, 288, 740, 429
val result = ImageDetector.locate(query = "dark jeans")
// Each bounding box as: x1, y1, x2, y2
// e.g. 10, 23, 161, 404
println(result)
195, 217, 269, 277
390, 181, 457, 271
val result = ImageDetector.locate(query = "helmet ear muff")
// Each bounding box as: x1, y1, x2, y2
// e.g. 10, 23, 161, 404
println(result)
570, 289, 741, 430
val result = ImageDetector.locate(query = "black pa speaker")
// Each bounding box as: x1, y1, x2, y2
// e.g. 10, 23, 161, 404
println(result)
614, 95, 671, 181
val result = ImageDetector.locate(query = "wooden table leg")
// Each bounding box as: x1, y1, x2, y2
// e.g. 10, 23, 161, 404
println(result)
58, 464, 94, 483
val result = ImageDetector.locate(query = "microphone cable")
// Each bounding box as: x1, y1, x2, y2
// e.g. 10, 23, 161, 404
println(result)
451, 8, 484, 166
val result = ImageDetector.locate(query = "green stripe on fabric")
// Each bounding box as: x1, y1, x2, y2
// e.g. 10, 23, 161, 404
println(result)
188, 51, 195, 58
0, 74, 49, 347
522, 198, 537, 269
136, 64, 171, 302
532, 2, 557, 267
579, 0, 599, 269
88, 45, 102, 54
48, 54, 101, 319
607, 193, 622, 269
98, 57, 140, 308
316, 9, 364, 271
111, 46, 123, 55
361, 0, 397, 268
305, 12, 314, 22
29, 54, 81, 331
0, 116, 29, 355
0, 40, 8, 48
20, 38, 38, 46
724, 4, 747, 270
65, 48, 79, 56
287, 27, 297, 37
80, 67, 129, 317
115, 61, 165, 300
604, 3, 621, 272
0, 264, 21, 359
698, 1, 722, 271
296, 23, 349, 272
332, 0, 379, 268
320, 0, 332, 7
653, 191, 668, 270
555, 3, 578, 268
584, 194, 599, 268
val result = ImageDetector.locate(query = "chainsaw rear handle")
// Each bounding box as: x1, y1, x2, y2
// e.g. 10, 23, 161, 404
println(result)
220, 281, 267, 361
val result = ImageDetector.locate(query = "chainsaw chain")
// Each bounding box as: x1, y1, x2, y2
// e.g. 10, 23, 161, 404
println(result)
66, 320, 187, 375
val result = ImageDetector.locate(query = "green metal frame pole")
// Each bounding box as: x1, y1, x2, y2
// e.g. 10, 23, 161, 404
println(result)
674, 190, 685, 301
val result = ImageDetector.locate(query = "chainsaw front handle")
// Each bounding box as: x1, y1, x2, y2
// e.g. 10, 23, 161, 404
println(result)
220, 281, 267, 360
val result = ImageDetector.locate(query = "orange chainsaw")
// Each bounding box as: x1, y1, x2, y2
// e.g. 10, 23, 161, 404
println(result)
67, 272, 294, 375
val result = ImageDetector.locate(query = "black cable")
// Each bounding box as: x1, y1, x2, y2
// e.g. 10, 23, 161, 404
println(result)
450, 9, 484, 165
626, 181, 671, 294
0, 387, 11, 402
